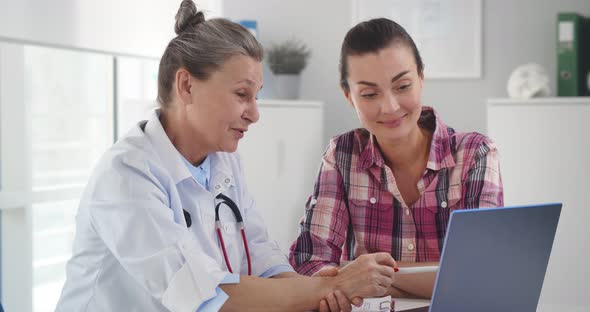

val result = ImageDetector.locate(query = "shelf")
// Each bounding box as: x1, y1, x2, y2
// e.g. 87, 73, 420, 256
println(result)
33, 255, 71, 269
32, 141, 85, 150
32, 184, 85, 203
34, 169, 89, 181
487, 97, 590, 106
33, 225, 75, 238
257, 99, 323, 108
0, 191, 31, 209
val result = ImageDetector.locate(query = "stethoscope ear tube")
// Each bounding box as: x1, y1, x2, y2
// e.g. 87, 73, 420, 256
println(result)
215, 193, 243, 222
214, 193, 251, 275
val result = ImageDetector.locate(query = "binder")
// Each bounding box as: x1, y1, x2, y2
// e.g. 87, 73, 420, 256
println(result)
557, 13, 590, 96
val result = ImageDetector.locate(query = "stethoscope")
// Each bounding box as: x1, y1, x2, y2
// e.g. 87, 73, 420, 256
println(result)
184, 193, 252, 275
215, 193, 251, 275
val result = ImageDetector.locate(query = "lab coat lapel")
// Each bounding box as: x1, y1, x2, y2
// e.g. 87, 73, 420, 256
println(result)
209, 153, 236, 197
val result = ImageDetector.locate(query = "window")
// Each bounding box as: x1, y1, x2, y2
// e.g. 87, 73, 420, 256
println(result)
26, 45, 114, 312
0, 42, 158, 312
115, 56, 159, 138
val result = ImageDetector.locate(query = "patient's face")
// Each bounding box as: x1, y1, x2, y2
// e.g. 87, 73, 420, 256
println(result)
344, 44, 424, 144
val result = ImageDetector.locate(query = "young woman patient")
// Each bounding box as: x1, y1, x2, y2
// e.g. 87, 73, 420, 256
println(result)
289, 17, 503, 311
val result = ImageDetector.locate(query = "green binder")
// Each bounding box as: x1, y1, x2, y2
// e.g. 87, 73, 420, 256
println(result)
557, 13, 590, 96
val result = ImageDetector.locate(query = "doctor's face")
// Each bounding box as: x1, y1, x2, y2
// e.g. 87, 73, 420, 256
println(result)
187, 55, 262, 153
343, 44, 424, 144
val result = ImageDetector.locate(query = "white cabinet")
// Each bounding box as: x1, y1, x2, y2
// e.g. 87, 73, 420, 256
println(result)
487, 97, 590, 311
238, 100, 323, 254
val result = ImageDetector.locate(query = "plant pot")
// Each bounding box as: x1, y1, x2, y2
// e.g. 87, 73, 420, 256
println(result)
273, 74, 301, 99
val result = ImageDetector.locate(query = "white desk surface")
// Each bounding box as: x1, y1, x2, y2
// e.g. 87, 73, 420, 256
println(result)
536, 303, 589, 312
393, 299, 590, 311
394, 298, 429, 311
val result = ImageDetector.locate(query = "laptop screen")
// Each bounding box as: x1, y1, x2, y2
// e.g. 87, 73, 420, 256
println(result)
426, 203, 561, 312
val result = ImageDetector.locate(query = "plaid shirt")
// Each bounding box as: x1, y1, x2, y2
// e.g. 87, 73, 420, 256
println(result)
289, 107, 503, 275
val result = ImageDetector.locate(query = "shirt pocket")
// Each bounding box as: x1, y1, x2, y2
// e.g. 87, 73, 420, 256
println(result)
348, 185, 393, 232
425, 183, 462, 214
348, 184, 389, 210
203, 212, 242, 266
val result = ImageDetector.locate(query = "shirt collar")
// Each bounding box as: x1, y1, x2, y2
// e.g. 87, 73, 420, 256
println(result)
423, 107, 456, 171
358, 132, 384, 171
357, 106, 455, 172
181, 154, 210, 190
144, 109, 192, 184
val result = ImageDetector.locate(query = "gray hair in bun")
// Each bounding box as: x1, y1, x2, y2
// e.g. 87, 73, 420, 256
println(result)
157, 0, 263, 106
174, 0, 204, 35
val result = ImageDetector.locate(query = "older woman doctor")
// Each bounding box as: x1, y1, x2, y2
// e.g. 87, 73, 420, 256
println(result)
55, 1, 397, 311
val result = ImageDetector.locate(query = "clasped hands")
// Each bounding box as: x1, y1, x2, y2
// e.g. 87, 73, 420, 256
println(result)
314, 252, 397, 312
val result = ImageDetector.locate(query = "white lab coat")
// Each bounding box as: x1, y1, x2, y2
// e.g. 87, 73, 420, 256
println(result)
55, 110, 291, 312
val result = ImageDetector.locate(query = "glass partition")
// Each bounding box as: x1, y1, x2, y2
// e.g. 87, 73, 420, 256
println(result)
1, 42, 160, 312
27, 46, 114, 191
25, 46, 113, 312
115, 56, 159, 138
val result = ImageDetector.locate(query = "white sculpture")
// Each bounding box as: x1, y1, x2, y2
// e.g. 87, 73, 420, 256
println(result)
507, 63, 551, 99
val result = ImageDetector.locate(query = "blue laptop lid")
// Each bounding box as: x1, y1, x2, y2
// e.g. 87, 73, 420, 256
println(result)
429, 203, 562, 312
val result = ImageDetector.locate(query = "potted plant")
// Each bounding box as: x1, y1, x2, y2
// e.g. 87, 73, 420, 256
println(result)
266, 38, 311, 99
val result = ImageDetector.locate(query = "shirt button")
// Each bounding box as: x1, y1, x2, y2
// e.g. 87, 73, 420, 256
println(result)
408, 243, 415, 251
369, 197, 377, 204
310, 198, 317, 206
215, 185, 221, 190
224, 178, 231, 184
441, 201, 448, 208
405, 209, 410, 215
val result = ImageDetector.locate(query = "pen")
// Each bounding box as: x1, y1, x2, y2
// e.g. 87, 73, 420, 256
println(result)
395, 266, 439, 275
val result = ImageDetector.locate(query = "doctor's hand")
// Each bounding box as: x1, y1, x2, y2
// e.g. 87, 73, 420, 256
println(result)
314, 267, 362, 312
329, 253, 397, 308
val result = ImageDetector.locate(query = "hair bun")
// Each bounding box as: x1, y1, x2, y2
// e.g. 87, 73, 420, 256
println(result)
174, 0, 205, 35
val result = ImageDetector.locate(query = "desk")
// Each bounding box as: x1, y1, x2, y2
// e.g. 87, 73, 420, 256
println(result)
537, 303, 589, 312
394, 298, 429, 311
393, 299, 590, 311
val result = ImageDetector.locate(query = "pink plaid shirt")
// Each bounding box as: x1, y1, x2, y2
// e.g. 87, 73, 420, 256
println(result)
289, 107, 503, 275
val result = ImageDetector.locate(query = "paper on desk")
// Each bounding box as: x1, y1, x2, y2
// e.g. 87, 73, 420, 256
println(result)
351, 296, 392, 312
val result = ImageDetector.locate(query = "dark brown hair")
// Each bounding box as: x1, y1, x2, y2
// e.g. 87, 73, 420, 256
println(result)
339, 18, 424, 91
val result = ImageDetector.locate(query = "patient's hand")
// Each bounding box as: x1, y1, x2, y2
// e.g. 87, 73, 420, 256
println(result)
335, 253, 397, 298
314, 267, 362, 312
314, 253, 397, 312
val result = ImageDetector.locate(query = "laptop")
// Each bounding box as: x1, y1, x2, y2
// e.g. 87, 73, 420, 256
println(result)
400, 203, 562, 312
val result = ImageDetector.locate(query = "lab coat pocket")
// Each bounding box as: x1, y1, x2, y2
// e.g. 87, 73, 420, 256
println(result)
219, 220, 239, 235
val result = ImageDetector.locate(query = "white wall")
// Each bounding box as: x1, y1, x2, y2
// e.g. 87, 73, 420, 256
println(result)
2, 0, 587, 139
224, 0, 590, 143
0, 0, 221, 57
223, 0, 355, 144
